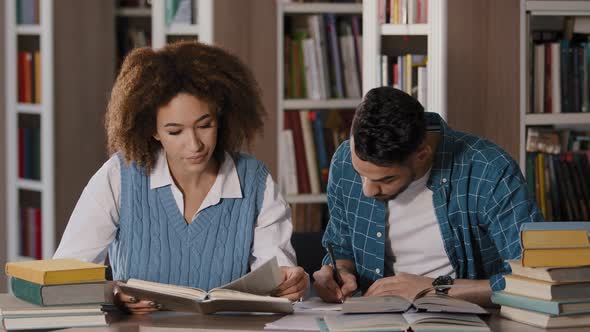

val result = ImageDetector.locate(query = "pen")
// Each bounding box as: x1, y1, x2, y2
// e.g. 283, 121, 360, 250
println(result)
326, 243, 344, 288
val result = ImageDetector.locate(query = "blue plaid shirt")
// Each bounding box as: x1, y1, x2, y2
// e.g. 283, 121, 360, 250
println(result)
322, 113, 543, 292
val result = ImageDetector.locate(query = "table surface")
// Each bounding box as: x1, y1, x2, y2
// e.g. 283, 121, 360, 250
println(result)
59, 309, 586, 332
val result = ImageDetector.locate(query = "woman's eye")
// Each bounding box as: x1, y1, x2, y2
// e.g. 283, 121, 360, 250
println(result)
198, 123, 213, 129
168, 131, 181, 136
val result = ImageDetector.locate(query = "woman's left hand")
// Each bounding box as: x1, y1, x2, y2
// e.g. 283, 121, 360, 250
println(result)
273, 266, 309, 301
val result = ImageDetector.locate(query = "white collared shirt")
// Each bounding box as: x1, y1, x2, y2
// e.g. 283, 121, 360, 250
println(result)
53, 151, 297, 270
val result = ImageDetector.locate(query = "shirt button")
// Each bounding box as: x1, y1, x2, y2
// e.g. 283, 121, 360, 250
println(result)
441, 178, 448, 183
376, 232, 382, 238
375, 268, 381, 274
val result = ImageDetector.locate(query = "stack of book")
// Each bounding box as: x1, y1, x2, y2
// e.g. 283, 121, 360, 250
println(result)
492, 222, 590, 329
2, 258, 109, 330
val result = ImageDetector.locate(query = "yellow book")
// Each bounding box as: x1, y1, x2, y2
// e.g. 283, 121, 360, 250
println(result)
34, 51, 41, 104
522, 230, 590, 249
5, 259, 106, 285
522, 248, 590, 268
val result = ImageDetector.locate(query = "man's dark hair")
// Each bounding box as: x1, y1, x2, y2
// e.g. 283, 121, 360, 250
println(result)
352, 87, 426, 166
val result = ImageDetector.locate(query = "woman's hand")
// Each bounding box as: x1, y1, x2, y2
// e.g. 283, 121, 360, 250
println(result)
273, 266, 310, 301
111, 281, 162, 315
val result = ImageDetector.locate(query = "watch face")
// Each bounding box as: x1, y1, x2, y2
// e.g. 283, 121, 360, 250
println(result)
433, 275, 453, 286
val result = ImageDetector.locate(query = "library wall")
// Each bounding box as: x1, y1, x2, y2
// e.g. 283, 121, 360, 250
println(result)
447, 0, 520, 160
0, 0, 7, 293
54, 0, 116, 242
214, 0, 278, 177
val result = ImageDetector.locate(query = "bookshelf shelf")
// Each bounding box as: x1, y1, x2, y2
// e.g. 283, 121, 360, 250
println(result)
116, 7, 152, 17
17, 103, 42, 114
283, 3, 362, 14
283, 98, 362, 110
381, 24, 430, 36
527, 1, 590, 15
17, 179, 44, 192
286, 194, 328, 204
525, 113, 590, 126
15, 25, 41, 35
165, 24, 200, 36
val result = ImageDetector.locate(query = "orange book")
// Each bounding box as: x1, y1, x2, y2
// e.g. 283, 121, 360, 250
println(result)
522, 248, 590, 268
34, 51, 41, 104
22, 52, 33, 103
5, 259, 106, 285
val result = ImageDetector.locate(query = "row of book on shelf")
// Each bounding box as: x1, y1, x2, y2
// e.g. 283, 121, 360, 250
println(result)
492, 222, 590, 329
17, 51, 41, 104
380, 54, 428, 110
378, 0, 428, 24
526, 128, 590, 221
285, 14, 362, 100
529, 19, 590, 114
291, 204, 326, 233
18, 126, 41, 180
280, 110, 353, 195
2, 259, 108, 330
19, 206, 42, 260
16, 0, 39, 25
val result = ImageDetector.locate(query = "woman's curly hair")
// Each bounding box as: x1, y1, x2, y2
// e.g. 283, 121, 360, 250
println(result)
105, 41, 266, 173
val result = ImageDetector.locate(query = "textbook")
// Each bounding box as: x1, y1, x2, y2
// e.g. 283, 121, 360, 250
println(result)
504, 274, 590, 300
491, 291, 590, 316
521, 247, 590, 267
507, 259, 590, 283
10, 277, 105, 306
118, 257, 293, 314
0, 294, 107, 330
318, 312, 491, 332
500, 306, 590, 329
342, 291, 488, 315
520, 222, 590, 249
5, 258, 106, 285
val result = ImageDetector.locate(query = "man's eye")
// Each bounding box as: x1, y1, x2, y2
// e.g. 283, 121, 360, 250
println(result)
168, 131, 181, 135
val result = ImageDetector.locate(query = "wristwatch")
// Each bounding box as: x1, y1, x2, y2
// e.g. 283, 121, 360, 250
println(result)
432, 275, 454, 295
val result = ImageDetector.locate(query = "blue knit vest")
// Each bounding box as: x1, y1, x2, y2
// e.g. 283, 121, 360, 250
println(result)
108, 153, 268, 291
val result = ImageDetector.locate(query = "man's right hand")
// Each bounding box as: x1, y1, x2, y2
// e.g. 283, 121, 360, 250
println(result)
313, 265, 357, 303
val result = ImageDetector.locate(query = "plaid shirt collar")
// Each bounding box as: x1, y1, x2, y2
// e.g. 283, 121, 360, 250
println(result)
425, 112, 453, 191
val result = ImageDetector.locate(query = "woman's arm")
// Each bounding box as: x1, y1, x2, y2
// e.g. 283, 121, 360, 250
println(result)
249, 173, 297, 269
53, 155, 121, 263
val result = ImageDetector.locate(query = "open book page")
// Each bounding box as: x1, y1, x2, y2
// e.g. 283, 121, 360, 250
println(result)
402, 312, 491, 332
323, 313, 408, 332
342, 295, 412, 314
124, 279, 207, 300
413, 294, 488, 314
207, 289, 288, 303
216, 256, 282, 295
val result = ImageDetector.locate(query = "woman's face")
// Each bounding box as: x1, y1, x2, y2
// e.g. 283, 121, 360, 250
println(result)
153, 93, 218, 175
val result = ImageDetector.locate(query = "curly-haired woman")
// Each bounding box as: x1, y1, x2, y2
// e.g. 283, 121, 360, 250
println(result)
54, 41, 308, 313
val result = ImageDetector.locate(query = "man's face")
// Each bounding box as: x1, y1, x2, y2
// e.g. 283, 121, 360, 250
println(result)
350, 139, 417, 201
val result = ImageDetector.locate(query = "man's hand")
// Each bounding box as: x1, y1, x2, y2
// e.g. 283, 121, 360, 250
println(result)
273, 266, 310, 301
313, 265, 357, 303
364, 272, 433, 300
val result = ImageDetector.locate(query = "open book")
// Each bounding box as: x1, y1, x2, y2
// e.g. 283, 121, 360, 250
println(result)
319, 312, 491, 332
342, 288, 488, 315
118, 257, 293, 314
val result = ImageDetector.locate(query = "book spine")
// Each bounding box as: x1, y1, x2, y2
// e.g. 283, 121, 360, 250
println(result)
10, 277, 44, 306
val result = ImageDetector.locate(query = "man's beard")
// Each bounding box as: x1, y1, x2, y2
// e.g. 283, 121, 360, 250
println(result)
374, 171, 417, 202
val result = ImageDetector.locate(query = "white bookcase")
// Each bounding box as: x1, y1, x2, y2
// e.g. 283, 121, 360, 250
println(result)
362, 0, 447, 118
5, 0, 54, 263
276, 1, 363, 205
519, 0, 590, 169
151, 0, 213, 48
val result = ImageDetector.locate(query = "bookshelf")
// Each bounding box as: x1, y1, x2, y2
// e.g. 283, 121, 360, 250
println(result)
115, 1, 152, 68
363, 0, 447, 118
4, 0, 115, 268
151, 0, 213, 48
277, 1, 363, 209
520, 0, 590, 221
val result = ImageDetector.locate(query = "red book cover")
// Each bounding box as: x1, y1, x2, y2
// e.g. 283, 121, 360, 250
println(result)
34, 207, 42, 259
285, 112, 310, 194
23, 52, 33, 103
20, 208, 28, 257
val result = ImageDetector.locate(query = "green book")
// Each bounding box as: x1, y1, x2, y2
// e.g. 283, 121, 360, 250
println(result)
11, 277, 105, 306
492, 291, 590, 316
